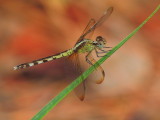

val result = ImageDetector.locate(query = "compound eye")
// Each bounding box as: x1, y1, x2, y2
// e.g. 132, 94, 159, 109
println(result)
96, 36, 103, 42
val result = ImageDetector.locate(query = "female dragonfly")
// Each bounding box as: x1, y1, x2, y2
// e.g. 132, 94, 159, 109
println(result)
14, 7, 113, 100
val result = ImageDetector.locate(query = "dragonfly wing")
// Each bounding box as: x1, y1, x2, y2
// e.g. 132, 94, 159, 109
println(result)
68, 53, 86, 101
75, 19, 96, 45
68, 51, 105, 100
82, 19, 96, 35
76, 7, 113, 44
90, 7, 113, 30
74, 81, 86, 101
87, 52, 105, 84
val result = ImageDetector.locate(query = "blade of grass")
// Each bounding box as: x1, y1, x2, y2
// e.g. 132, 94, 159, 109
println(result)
31, 5, 160, 120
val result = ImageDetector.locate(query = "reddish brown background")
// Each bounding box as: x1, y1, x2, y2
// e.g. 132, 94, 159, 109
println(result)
0, 0, 160, 120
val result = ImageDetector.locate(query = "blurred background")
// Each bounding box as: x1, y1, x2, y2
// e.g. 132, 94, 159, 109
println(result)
0, 0, 160, 120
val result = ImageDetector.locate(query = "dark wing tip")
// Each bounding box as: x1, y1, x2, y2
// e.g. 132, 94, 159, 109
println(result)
108, 7, 114, 11
79, 95, 85, 101
104, 7, 114, 15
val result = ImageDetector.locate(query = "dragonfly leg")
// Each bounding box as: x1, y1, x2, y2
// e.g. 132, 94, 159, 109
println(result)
101, 47, 112, 52
86, 52, 93, 66
95, 49, 103, 57
98, 49, 108, 53
86, 51, 98, 70
99, 48, 112, 52
95, 48, 110, 57
103, 47, 112, 48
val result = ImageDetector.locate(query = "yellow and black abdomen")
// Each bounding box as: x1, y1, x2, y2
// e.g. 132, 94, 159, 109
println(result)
14, 49, 74, 70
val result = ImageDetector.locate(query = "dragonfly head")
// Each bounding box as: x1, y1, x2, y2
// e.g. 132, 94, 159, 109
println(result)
95, 36, 106, 48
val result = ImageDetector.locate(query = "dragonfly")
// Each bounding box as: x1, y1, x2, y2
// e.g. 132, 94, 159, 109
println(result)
14, 7, 113, 100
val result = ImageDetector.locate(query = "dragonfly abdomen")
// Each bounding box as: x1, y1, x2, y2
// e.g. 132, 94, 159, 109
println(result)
14, 49, 74, 70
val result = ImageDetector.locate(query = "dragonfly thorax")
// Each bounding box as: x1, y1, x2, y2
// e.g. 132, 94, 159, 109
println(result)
94, 36, 106, 48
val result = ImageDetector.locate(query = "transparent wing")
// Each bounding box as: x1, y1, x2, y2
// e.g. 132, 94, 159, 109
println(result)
74, 79, 86, 101
68, 52, 105, 100
75, 19, 96, 45
68, 53, 86, 101
76, 7, 113, 44
87, 52, 105, 84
